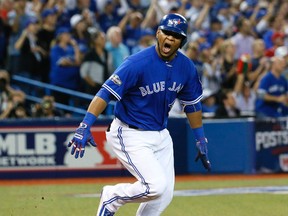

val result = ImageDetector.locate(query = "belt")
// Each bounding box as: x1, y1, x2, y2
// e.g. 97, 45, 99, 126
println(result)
127, 124, 139, 130
115, 118, 141, 130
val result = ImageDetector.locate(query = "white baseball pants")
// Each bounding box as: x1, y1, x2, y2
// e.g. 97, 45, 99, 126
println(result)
100, 118, 175, 216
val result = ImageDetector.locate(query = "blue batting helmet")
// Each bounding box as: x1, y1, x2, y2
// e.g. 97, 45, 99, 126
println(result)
158, 13, 188, 48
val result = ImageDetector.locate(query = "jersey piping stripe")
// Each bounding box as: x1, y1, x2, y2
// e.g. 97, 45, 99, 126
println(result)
103, 84, 121, 101
180, 94, 203, 105
101, 126, 150, 208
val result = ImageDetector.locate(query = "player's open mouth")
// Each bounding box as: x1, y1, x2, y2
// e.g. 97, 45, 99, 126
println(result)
162, 43, 171, 54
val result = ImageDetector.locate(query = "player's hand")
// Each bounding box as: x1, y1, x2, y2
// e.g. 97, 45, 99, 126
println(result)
68, 122, 97, 158
195, 138, 211, 171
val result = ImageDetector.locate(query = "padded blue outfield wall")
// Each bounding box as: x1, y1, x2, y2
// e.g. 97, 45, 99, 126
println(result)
0, 117, 287, 179
188, 118, 256, 174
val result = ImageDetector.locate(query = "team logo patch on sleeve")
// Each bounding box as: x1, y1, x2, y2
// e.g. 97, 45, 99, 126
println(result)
109, 74, 122, 86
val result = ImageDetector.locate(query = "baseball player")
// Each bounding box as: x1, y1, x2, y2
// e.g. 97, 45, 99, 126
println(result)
68, 13, 211, 216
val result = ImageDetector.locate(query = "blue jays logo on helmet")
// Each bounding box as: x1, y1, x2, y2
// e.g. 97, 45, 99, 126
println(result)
159, 13, 188, 48
167, 19, 183, 27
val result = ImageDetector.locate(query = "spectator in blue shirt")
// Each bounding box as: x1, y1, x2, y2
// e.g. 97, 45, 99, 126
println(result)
98, 0, 121, 33
49, 27, 81, 105
118, 10, 144, 54
54, 0, 72, 29
255, 56, 288, 118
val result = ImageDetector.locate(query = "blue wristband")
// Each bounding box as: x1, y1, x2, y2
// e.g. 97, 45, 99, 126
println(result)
82, 112, 97, 128
192, 127, 205, 141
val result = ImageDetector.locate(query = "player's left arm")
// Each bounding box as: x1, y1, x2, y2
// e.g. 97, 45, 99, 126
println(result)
186, 108, 211, 171
179, 60, 211, 171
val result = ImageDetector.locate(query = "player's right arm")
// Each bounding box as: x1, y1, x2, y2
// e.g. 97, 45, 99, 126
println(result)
68, 57, 140, 159
86, 96, 108, 117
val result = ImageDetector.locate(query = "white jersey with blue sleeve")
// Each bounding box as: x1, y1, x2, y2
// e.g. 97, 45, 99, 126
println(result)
97, 45, 203, 130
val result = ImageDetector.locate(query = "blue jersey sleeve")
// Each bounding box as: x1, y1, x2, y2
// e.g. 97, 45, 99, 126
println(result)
98, 58, 139, 101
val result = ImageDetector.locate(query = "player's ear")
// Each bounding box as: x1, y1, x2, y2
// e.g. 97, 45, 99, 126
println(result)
156, 29, 160, 39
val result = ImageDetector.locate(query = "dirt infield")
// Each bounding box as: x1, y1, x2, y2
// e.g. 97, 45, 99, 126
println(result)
1, 173, 288, 186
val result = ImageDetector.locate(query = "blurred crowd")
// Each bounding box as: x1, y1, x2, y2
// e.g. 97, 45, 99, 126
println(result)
0, 0, 288, 119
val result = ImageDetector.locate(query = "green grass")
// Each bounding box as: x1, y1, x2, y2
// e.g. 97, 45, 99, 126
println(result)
1, 177, 288, 216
